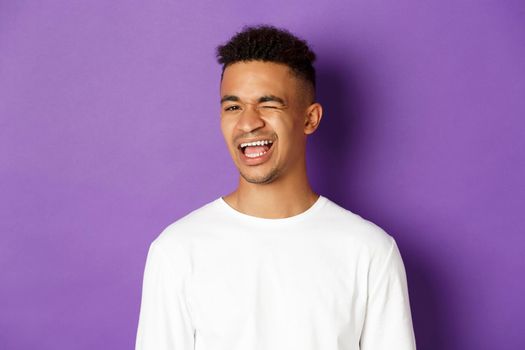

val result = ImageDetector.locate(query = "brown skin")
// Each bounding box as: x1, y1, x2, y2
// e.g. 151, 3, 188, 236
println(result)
220, 61, 323, 219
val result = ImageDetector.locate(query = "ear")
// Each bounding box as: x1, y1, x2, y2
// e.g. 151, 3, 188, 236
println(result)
304, 102, 323, 135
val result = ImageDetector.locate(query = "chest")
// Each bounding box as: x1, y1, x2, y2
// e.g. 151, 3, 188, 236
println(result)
189, 235, 368, 341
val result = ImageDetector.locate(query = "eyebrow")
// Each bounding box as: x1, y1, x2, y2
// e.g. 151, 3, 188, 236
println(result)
220, 94, 286, 105
220, 95, 239, 103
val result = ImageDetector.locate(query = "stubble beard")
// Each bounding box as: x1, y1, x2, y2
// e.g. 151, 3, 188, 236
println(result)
239, 165, 280, 184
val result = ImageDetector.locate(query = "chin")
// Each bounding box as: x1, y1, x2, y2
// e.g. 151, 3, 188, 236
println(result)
240, 167, 280, 185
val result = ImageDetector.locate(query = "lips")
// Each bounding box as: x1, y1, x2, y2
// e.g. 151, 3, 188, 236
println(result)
237, 139, 275, 165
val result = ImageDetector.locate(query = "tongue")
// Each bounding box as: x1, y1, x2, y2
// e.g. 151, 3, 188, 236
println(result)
244, 145, 269, 154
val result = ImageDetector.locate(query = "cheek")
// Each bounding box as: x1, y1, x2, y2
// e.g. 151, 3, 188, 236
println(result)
282, 121, 307, 156
274, 116, 303, 140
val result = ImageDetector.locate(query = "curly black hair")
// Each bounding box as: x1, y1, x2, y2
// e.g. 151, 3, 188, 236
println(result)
216, 25, 317, 96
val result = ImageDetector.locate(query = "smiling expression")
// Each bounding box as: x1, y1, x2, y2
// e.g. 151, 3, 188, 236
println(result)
220, 60, 318, 184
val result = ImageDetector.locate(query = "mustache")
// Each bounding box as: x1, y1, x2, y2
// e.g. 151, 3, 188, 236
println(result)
234, 132, 277, 143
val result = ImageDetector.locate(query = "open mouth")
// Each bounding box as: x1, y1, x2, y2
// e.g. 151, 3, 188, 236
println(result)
238, 139, 274, 158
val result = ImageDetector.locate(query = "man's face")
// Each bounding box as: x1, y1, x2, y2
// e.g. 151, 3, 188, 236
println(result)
220, 61, 312, 184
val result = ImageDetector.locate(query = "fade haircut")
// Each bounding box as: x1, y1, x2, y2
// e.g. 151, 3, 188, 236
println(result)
216, 25, 317, 101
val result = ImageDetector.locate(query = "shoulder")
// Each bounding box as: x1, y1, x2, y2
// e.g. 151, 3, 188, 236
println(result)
151, 197, 221, 253
320, 197, 406, 282
320, 196, 395, 255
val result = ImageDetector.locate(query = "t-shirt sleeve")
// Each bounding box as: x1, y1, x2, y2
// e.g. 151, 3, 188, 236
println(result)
135, 240, 196, 350
359, 237, 417, 350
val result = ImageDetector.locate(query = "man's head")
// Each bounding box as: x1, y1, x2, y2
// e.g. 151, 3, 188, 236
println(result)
217, 25, 322, 185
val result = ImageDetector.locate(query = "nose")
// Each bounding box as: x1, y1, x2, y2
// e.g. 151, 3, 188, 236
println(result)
236, 104, 265, 133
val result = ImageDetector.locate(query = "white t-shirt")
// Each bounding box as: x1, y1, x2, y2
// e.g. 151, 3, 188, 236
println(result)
135, 195, 416, 350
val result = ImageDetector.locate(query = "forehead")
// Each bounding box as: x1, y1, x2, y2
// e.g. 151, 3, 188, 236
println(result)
220, 61, 299, 100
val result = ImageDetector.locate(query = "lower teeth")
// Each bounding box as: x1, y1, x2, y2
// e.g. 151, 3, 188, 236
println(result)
246, 151, 266, 158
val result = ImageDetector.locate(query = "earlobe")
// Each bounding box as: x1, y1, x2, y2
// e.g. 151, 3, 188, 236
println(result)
304, 103, 323, 135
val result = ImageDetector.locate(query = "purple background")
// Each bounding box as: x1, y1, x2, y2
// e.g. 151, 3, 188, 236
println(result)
1, 1, 524, 349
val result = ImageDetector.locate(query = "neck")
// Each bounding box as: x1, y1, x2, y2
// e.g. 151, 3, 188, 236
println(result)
222, 162, 319, 219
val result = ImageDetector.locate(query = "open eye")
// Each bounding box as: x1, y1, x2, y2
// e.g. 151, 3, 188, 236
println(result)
224, 105, 241, 112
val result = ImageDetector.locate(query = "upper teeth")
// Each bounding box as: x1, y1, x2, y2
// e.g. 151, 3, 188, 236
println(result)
240, 140, 273, 148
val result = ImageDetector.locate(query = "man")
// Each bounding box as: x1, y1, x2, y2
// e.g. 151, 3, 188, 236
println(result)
135, 25, 417, 350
